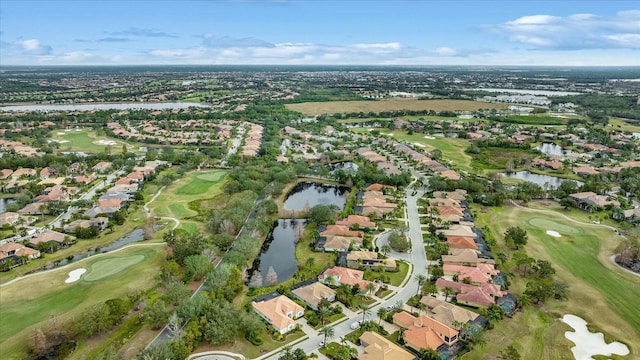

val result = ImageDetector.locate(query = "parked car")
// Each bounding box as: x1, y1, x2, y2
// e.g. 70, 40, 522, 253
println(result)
350, 321, 361, 330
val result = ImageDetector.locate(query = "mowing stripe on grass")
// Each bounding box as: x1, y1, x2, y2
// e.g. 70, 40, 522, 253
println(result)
83, 254, 145, 282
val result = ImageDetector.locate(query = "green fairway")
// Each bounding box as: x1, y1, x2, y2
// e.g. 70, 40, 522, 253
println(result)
83, 254, 146, 282
175, 170, 228, 195
473, 205, 640, 358
50, 130, 132, 154
148, 170, 227, 232
390, 130, 474, 173
0, 245, 164, 358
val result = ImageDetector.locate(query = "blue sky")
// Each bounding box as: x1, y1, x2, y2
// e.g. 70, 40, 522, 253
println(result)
1, 0, 639, 66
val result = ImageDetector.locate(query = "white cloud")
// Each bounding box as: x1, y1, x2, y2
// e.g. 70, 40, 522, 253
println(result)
433, 47, 457, 56
16, 39, 52, 55
495, 10, 640, 50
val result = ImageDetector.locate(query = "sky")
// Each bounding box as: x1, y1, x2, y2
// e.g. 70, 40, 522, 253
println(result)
1, 0, 639, 66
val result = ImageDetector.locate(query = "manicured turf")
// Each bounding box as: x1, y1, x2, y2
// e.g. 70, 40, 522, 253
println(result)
50, 130, 130, 154
175, 170, 228, 195
285, 99, 506, 116
0, 246, 165, 358
391, 130, 474, 173
147, 170, 227, 233
473, 204, 640, 358
82, 254, 145, 282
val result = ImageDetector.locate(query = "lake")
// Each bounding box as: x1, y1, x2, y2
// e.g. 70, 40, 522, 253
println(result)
0, 102, 208, 112
502, 171, 583, 189
474, 88, 582, 96
283, 182, 348, 211
536, 143, 576, 156
247, 219, 304, 287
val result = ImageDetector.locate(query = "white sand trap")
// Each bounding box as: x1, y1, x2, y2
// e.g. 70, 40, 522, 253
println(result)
546, 230, 561, 237
413, 143, 425, 148
57, 132, 66, 135
423, 135, 435, 139
65, 268, 87, 283
95, 139, 117, 146
48, 140, 69, 144
562, 314, 629, 360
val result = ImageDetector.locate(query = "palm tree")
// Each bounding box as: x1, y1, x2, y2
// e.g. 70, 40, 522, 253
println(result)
365, 282, 376, 296
443, 286, 454, 302
414, 274, 427, 296
377, 307, 387, 325
380, 244, 392, 256
319, 325, 335, 347
359, 303, 371, 323
318, 306, 332, 326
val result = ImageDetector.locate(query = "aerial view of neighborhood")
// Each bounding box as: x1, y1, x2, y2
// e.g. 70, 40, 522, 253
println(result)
0, 2, 639, 360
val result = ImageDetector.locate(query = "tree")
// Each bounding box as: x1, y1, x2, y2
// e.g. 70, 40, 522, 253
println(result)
377, 307, 387, 325
318, 306, 332, 326
504, 226, 528, 249
30, 328, 47, 356
418, 349, 440, 360
319, 325, 335, 347
415, 274, 427, 296
512, 252, 534, 275
143, 216, 155, 240
443, 286, 454, 302
359, 303, 371, 323
486, 304, 506, 323
184, 254, 213, 281
265, 266, 279, 286
499, 345, 521, 360
380, 244, 392, 256
144, 300, 170, 329
523, 280, 554, 304
365, 282, 376, 296
532, 260, 555, 279
388, 231, 411, 252
309, 205, 334, 224
164, 281, 191, 306
279, 346, 308, 360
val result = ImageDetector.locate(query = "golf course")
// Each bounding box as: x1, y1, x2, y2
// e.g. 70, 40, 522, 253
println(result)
50, 129, 134, 154
146, 169, 228, 233
0, 244, 165, 358
468, 203, 640, 359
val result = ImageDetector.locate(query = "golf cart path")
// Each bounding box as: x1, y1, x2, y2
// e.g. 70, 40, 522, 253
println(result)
509, 200, 639, 278
145, 185, 180, 230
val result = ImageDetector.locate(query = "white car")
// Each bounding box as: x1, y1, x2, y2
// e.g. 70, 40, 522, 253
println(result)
350, 321, 361, 330
319, 340, 325, 347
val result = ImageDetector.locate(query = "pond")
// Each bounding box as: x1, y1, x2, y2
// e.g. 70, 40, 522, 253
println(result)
0, 198, 17, 213
633, 132, 640, 140
283, 182, 348, 211
502, 171, 582, 189
0, 102, 208, 112
48, 228, 146, 268
536, 143, 575, 156
247, 219, 304, 287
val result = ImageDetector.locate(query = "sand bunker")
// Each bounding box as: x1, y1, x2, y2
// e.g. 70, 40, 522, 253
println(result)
562, 314, 629, 360
546, 230, 561, 237
95, 139, 117, 146
423, 135, 435, 139
65, 268, 87, 283
57, 132, 66, 135
413, 143, 425, 148
48, 140, 69, 144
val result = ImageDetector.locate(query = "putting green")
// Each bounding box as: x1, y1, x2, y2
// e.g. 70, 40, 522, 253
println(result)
526, 217, 583, 235
83, 254, 145, 282
175, 170, 227, 195
196, 171, 227, 182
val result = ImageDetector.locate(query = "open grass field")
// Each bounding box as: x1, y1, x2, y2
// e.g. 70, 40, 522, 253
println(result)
50, 129, 135, 154
608, 117, 640, 133
285, 99, 506, 116
391, 130, 474, 173
148, 170, 227, 230
0, 245, 165, 358
471, 204, 640, 359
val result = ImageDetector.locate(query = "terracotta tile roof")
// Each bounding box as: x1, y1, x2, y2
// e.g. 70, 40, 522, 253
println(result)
336, 215, 376, 228
291, 282, 335, 309
403, 326, 445, 351
446, 236, 478, 250
251, 295, 303, 332
319, 266, 371, 289
420, 296, 479, 327
321, 225, 364, 238
359, 331, 414, 360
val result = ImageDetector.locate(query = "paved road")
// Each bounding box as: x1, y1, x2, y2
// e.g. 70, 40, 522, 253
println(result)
259, 189, 428, 359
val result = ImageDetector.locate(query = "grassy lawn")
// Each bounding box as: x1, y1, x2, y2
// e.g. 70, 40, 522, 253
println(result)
285, 99, 506, 116
148, 170, 227, 230
607, 118, 640, 133
390, 130, 474, 173
472, 204, 640, 358
195, 328, 305, 359
364, 261, 409, 287
50, 129, 134, 154
0, 245, 165, 359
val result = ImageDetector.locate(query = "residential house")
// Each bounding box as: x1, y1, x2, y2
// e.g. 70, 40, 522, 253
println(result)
346, 251, 397, 270
251, 295, 304, 334
359, 331, 415, 360
0, 242, 41, 263
0, 212, 21, 227
570, 192, 620, 211
573, 166, 599, 177
318, 266, 375, 290
336, 215, 376, 229
443, 264, 499, 285
323, 235, 363, 252
11, 168, 36, 179
435, 278, 505, 308
438, 225, 477, 239
63, 217, 109, 233
29, 230, 72, 250
445, 236, 478, 250
92, 161, 113, 173
0, 169, 13, 179
321, 225, 364, 238
291, 282, 336, 310
420, 296, 480, 329
393, 311, 459, 351
441, 249, 494, 266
